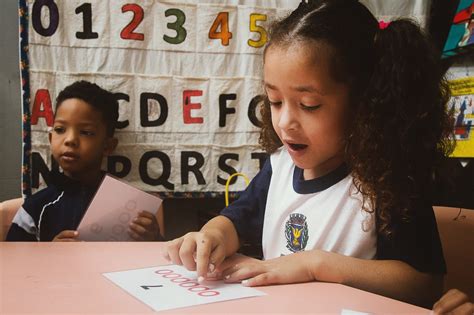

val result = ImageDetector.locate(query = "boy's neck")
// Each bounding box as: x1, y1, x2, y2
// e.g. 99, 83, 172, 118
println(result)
65, 169, 104, 188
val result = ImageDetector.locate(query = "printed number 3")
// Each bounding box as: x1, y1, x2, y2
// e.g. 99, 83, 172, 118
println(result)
163, 9, 187, 45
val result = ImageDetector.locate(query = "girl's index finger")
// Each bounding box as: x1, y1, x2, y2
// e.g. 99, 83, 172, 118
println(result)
195, 237, 213, 280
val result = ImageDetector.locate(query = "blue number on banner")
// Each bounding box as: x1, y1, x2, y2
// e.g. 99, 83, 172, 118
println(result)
121, 3, 145, 41
163, 9, 187, 45
32, 0, 59, 37
75, 3, 99, 39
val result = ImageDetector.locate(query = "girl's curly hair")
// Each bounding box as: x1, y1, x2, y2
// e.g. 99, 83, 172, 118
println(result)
259, 0, 455, 240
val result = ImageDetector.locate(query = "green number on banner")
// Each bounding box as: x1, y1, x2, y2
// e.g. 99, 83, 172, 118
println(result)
32, 0, 59, 37
209, 12, 232, 46
121, 3, 145, 41
163, 9, 187, 45
75, 3, 99, 39
248, 13, 267, 48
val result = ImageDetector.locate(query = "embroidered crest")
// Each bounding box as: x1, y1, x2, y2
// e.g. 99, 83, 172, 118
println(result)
285, 213, 309, 253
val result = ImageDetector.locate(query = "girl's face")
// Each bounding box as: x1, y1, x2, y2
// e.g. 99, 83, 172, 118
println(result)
264, 43, 350, 180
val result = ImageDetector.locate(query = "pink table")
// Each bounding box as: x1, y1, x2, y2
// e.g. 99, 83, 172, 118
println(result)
0, 242, 429, 314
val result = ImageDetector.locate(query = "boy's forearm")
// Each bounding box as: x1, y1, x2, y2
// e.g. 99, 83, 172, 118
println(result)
306, 250, 443, 308
201, 215, 240, 257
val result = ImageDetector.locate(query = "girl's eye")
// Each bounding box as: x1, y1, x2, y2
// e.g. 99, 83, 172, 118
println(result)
53, 127, 65, 134
81, 130, 95, 136
300, 103, 322, 111
268, 100, 282, 107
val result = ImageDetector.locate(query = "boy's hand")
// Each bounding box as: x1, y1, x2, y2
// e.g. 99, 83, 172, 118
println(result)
433, 289, 473, 315
163, 230, 227, 281
53, 230, 80, 242
128, 210, 162, 241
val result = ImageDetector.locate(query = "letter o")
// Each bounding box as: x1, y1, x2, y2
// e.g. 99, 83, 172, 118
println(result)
171, 278, 192, 283
179, 281, 199, 288
155, 269, 173, 274
188, 286, 208, 292
198, 290, 220, 297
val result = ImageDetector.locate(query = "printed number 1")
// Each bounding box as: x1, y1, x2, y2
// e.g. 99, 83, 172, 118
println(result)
75, 3, 99, 39
209, 12, 232, 46
248, 13, 267, 48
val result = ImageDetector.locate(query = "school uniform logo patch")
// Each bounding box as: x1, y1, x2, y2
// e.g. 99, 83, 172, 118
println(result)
285, 213, 309, 253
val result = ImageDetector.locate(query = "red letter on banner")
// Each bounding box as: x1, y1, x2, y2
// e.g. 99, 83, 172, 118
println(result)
183, 90, 203, 124
31, 89, 54, 126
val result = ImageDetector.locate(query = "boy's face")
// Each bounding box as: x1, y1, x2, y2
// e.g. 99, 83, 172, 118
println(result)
264, 43, 350, 180
49, 98, 116, 182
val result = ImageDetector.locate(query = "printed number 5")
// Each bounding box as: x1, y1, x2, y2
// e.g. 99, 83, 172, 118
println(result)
248, 13, 267, 48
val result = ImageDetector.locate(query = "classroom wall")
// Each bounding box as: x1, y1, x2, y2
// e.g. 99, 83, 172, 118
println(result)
0, 0, 22, 201
0, 0, 473, 214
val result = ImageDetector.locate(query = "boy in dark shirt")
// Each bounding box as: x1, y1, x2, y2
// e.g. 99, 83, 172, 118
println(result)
7, 80, 162, 241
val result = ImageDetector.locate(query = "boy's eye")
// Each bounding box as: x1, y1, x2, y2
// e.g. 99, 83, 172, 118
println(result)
53, 126, 65, 134
81, 130, 95, 136
300, 103, 322, 111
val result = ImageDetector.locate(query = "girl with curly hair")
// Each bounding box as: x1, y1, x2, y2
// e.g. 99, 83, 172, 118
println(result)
165, 0, 454, 307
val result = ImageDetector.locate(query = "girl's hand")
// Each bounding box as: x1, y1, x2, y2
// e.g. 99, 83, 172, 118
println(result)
220, 251, 317, 286
433, 289, 473, 315
128, 211, 161, 241
53, 230, 80, 242
163, 230, 227, 280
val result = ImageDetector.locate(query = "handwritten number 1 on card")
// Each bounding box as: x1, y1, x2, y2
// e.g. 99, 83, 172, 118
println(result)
141, 285, 163, 290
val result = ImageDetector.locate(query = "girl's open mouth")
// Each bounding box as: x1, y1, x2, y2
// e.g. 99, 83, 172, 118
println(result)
288, 143, 308, 151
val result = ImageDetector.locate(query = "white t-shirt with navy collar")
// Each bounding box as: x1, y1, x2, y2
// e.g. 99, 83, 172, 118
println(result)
262, 148, 376, 259
221, 147, 447, 274
223, 147, 376, 260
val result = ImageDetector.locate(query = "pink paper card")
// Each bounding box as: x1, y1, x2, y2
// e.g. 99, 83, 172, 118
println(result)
77, 175, 162, 241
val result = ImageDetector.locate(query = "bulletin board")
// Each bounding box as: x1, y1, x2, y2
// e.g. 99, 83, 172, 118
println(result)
448, 65, 474, 157
19, 0, 431, 197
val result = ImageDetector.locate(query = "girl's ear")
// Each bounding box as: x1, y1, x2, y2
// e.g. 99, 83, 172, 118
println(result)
104, 137, 118, 156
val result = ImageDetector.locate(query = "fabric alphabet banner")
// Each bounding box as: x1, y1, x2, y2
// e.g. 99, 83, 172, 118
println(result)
19, 0, 430, 196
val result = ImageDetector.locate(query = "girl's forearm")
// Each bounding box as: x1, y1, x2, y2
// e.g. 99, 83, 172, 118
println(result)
306, 250, 443, 308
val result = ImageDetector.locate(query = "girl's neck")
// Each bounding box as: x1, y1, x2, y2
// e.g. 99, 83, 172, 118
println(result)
303, 155, 345, 180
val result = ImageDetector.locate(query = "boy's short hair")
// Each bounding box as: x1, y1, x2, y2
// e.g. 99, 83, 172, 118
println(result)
55, 80, 119, 136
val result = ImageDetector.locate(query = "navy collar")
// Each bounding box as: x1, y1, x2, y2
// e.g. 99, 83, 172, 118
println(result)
293, 163, 349, 194
50, 170, 105, 192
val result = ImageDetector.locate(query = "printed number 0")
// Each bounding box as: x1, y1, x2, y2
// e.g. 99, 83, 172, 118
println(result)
32, 0, 59, 37
121, 4, 145, 41
163, 9, 187, 45
248, 13, 267, 48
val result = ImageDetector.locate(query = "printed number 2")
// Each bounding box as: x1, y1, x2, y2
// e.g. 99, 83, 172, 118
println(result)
121, 4, 145, 41
248, 13, 267, 48
209, 12, 232, 46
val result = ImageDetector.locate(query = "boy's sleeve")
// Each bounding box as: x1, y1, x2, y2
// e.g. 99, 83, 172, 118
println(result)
6, 198, 39, 241
220, 158, 272, 246
376, 200, 446, 274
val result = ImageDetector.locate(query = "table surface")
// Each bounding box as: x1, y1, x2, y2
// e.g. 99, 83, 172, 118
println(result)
0, 242, 429, 314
